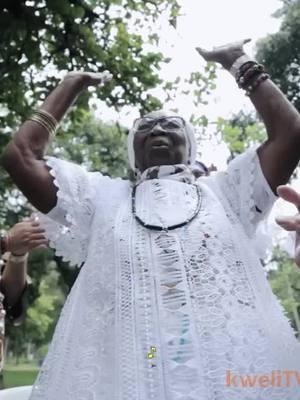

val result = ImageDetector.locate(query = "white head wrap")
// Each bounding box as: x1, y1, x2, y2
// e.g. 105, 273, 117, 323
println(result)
127, 110, 197, 171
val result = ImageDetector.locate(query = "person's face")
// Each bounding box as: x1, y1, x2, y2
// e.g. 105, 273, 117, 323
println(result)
133, 111, 188, 172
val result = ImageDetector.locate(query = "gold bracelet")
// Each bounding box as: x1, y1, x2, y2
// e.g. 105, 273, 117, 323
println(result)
28, 115, 55, 136
28, 109, 58, 137
34, 109, 58, 131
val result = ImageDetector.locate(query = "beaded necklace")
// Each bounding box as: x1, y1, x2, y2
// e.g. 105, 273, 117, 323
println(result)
131, 183, 202, 231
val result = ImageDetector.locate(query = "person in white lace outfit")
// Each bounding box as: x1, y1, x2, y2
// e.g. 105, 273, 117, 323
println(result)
2, 39, 300, 400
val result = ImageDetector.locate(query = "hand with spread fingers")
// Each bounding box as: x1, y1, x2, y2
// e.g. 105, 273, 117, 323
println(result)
276, 185, 300, 267
196, 38, 251, 69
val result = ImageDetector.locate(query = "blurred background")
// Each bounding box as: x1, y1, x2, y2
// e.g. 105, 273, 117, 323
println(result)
1, 0, 300, 389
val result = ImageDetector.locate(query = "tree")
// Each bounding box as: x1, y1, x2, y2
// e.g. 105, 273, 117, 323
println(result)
26, 260, 66, 347
0, 0, 181, 132
51, 110, 129, 177
216, 110, 266, 160
5, 257, 66, 361
256, 0, 300, 111
268, 247, 300, 335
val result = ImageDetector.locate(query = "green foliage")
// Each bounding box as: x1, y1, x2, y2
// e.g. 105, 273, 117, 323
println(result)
0, 0, 181, 134
162, 63, 217, 106
217, 111, 266, 159
256, 0, 300, 111
52, 111, 129, 177
26, 262, 65, 346
6, 258, 66, 357
268, 247, 300, 333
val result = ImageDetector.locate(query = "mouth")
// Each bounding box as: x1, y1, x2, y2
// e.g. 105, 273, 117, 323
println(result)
149, 137, 170, 148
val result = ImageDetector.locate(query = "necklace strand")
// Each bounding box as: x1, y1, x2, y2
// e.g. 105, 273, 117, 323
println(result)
132, 183, 202, 231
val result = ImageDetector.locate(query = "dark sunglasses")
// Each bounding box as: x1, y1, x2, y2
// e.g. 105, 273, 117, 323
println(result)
133, 116, 186, 133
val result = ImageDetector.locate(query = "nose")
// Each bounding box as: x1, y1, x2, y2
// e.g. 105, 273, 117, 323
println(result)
149, 122, 166, 135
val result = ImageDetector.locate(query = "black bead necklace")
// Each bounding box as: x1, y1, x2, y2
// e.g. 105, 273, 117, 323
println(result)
131, 183, 202, 231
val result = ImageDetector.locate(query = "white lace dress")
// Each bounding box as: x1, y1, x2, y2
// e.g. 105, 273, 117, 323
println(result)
29, 147, 300, 400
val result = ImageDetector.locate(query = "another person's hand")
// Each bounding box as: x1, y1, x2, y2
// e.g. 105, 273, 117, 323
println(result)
196, 38, 251, 70
275, 185, 300, 267
6, 218, 48, 256
63, 71, 113, 89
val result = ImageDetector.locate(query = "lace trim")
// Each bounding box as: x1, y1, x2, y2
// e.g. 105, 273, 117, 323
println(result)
151, 229, 207, 399
30, 194, 123, 400
214, 146, 276, 236
115, 201, 139, 400
37, 157, 98, 267
115, 181, 207, 399
116, 199, 168, 399
135, 180, 199, 228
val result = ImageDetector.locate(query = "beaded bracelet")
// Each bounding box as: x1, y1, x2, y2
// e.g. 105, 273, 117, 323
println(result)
233, 57, 269, 95
235, 61, 257, 81
237, 64, 265, 88
245, 73, 270, 96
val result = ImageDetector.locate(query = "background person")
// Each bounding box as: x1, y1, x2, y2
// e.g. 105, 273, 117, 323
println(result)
0, 218, 47, 388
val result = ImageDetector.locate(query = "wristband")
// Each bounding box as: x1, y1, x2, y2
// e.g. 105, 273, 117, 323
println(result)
9, 253, 29, 263
229, 54, 254, 78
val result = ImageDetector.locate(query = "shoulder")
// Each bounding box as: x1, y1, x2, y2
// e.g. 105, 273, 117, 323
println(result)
89, 173, 132, 207
45, 156, 131, 192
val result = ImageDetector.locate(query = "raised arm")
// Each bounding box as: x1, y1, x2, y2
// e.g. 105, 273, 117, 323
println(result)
197, 40, 300, 193
0, 72, 112, 214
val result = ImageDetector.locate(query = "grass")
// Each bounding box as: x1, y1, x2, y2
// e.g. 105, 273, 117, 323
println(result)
2, 364, 39, 388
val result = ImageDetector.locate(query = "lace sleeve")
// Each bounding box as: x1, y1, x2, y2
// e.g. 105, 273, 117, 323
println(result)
213, 146, 277, 239
37, 156, 111, 267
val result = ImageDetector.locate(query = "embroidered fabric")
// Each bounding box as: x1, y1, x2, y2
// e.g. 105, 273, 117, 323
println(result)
134, 180, 199, 229
210, 145, 277, 258
37, 156, 114, 267
29, 147, 300, 400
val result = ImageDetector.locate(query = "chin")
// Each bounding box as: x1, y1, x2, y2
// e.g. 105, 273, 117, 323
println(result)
146, 152, 174, 168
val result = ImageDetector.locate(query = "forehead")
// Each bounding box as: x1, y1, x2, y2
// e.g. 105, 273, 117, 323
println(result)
144, 110, 180, 119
